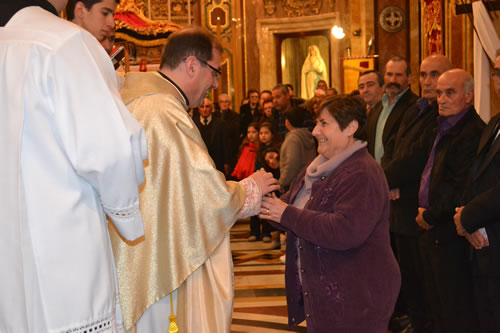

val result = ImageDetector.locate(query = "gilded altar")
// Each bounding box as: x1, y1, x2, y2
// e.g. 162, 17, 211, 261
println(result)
114, 0, 196, 65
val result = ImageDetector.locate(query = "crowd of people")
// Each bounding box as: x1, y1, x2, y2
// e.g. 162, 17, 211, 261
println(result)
355, 55, 500, 333
1, 0, 499, 333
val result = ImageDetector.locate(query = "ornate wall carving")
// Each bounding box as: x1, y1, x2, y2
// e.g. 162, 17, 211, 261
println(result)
282, 0, 322, 17
118, 0, 194, 24
264, 0, 277, 15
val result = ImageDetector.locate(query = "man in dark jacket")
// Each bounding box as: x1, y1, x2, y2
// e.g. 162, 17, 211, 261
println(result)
416, 69, 484, 332
383, 54, 452, 332
364, 57, 417, 327
240, 89, 261, 138
358, 70, 385, 115
214, 93, 240, 177
365, 57, 418, 164
193, 98, 229, 174
454, 54, 500, 332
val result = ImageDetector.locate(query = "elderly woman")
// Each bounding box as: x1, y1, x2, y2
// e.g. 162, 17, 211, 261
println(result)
260, 95, 400, 332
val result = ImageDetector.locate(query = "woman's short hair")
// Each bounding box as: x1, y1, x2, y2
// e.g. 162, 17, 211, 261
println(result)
319, 95, 367, 140
160, 27, 222, 70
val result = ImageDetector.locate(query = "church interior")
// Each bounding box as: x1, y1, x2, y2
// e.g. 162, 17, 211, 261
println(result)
109, 1, 500, 332
3, 0, 500, 332
114, 0, 500, 120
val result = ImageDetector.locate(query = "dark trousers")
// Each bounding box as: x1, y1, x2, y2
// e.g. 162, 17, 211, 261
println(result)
249, 216, 274, 238
473, 274, 500, 332
394, 233, 430, 332
418, 229, 478, 333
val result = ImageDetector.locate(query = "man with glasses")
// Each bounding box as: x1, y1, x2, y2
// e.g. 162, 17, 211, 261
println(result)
110, 27, 279, 333
453, 54, 500, 332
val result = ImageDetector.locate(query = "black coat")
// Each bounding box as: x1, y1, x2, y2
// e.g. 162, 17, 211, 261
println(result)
214, 109, 240, 169
382, 99, 439, 235
193, 116, 229, 173
239, 103, 261, 138
366, 89, 419, 160
0, 0, 56, 26
461, 113, 500, 276
422, 108, 485, 245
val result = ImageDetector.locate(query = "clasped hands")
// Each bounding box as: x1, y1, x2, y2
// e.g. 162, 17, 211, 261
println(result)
415, 206, 489, 250
453, 206, 489, 250
249, 171, 287, 223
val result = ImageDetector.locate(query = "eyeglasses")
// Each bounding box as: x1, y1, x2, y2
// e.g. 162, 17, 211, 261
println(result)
491, 69, 500, 79
197, 58, 222, 80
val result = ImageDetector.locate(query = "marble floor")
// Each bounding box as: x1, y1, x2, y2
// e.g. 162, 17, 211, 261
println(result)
230, 219, 306, 333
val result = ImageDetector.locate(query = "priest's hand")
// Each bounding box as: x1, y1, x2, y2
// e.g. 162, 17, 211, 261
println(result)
259, 193, 287, 223
249, 171, 280, 196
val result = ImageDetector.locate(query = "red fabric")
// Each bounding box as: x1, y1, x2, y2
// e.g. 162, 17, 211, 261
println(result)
114, 12, 149, 29
231, 142, 257, 180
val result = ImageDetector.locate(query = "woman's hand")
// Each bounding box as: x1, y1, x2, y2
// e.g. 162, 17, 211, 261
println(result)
259, 193, 288, 223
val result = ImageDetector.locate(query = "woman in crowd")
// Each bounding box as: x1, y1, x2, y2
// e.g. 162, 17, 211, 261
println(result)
260, 95, 401, 332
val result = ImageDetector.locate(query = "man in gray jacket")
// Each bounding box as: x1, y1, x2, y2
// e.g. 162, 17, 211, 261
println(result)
279, 107, 317, 191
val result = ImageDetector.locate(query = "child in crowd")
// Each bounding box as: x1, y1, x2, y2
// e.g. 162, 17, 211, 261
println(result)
231, 122, 260, 180
248, 124, 281, 243
262, 147, 280, 180
255, 122, 280, 170
262, 146, 286, 258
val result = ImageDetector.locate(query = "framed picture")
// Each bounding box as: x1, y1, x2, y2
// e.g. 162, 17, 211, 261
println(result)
341, 56, 378, 94
277, 31, 331, 100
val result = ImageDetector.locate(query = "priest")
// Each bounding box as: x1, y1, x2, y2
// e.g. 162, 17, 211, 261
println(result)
111, 27, 279, 333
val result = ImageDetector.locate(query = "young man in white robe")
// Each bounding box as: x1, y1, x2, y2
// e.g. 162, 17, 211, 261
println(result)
65, 0, 118, 44
110, 27, 279, 333
0, 1, 147, 332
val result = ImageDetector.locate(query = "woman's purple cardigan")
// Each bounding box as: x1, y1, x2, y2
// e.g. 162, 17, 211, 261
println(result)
279, 148, 401, 333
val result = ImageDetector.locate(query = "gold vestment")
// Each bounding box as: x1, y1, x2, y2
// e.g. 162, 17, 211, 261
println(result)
110, 72, 245, 331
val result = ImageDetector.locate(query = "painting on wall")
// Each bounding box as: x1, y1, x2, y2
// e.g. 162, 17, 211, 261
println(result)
421, 0, 443, 57
280, 35, 330, 100
341, 56, 377, 94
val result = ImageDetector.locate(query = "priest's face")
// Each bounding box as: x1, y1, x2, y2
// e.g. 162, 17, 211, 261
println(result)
195, 48, 221, 107
76, 0, 117, 42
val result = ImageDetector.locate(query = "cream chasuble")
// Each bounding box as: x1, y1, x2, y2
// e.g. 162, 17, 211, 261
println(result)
111, 72, 250, 332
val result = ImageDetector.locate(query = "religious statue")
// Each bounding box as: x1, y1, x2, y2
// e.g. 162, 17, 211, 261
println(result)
301, 45, 328, 100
